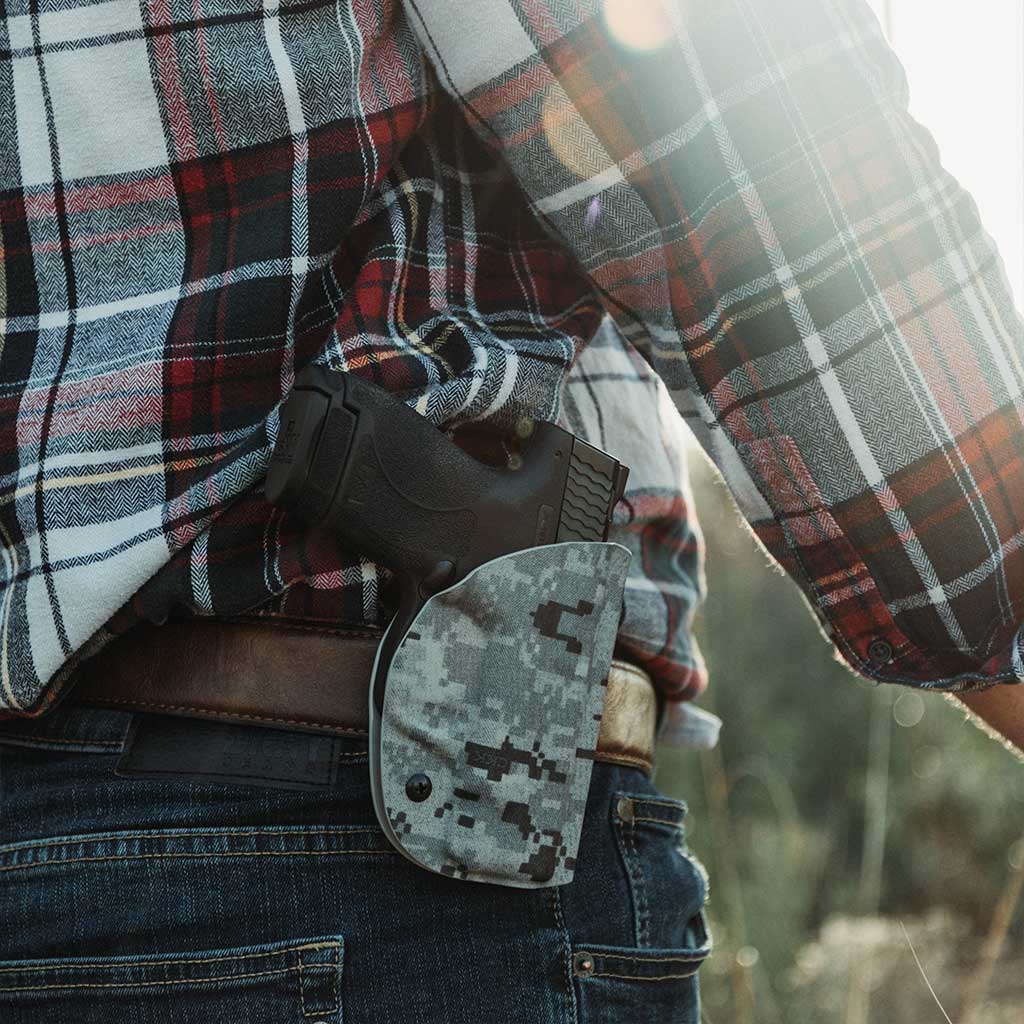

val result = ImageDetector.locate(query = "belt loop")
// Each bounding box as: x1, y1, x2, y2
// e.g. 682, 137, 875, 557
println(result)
296, 941, 342, 1020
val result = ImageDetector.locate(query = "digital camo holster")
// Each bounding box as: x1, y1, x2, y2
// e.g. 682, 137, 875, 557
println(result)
266, 367, 631, 887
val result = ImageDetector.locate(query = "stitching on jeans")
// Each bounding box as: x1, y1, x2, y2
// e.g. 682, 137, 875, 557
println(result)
630, 817, 650, 947
117, 763, 360, 785
0, 735, 123, 748
0, 966, 298, 993
0, 849, 397, 875
0, 827, 383, 857
632, 815, 684, 828
590, 968, 700, 982
80, 697, 369, 734
297, 951, 308, 1017
613, 794, 685, 815
611, 797, 643, 949
297, 949, 339, 1019
591, 951, 707, 964
0, 943, 340, 974
550, 888, 578, 1024
631, 799, 685, 813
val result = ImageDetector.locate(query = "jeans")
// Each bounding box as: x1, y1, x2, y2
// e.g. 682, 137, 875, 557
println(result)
0, 701, 710, 1023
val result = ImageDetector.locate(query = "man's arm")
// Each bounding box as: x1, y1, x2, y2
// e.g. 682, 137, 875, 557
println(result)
951, 688, 1024, 761
406, 0, 1024, 694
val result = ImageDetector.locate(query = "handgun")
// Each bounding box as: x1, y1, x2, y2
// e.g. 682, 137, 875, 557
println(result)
265, 365, 629, 716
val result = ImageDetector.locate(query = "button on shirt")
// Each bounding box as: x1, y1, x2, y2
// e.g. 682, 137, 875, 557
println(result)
2, 0, 1022, 717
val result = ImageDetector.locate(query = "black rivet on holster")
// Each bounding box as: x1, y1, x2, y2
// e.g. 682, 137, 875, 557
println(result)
406, 773, 432, 802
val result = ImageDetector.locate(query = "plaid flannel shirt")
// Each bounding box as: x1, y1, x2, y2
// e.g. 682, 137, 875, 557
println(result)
2, 0, 1021, 718
408, 0, 1024, 688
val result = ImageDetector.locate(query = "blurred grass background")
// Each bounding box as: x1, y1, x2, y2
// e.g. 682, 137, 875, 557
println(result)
653, 451, 1024, 1024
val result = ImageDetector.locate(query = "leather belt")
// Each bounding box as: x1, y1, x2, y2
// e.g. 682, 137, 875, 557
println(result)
72, 620, 659, 775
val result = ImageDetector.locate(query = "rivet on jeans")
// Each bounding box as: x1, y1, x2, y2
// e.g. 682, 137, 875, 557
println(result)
617, 796, 635, 826
574, 952, 595, 976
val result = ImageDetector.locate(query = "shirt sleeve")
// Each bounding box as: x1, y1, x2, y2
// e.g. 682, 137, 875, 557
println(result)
404, 0, 1024, 690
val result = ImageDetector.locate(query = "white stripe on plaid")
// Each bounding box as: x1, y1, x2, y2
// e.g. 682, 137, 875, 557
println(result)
3, 0, 1023, 722
409, 0, 1024, 688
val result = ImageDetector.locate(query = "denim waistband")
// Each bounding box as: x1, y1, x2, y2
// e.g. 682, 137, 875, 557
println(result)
0, 700, 135, 754
0, 697, 376, 759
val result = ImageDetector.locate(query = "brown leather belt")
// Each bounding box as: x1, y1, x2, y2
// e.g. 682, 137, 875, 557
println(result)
72, 620, 658, 775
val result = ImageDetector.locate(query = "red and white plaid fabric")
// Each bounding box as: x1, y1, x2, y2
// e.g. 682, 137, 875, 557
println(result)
1, 0, 1021, 717
408, 0, 1024, 690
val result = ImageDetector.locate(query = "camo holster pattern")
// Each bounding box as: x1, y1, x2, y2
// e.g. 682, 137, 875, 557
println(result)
373, 540, 631, 887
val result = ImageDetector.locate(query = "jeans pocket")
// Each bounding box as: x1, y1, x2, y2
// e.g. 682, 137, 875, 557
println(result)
611, 792, 710, 951
565, 789, 712, 1023
0, 936, 343, 1023
571, 943, 708, 1024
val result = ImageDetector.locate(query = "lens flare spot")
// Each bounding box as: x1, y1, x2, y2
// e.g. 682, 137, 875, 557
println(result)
603, 0, 673, 52
542, 88, 606, 180
894, 692, 925, 728
1009, 839, 1024, 871
736, 946, 760, 969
